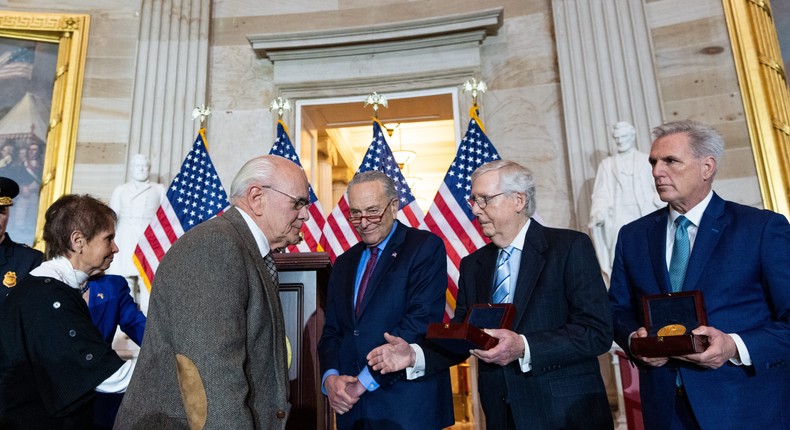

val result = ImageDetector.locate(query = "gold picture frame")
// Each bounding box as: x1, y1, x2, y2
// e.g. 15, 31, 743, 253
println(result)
723, 0, 790, 216
0, 11, 90, 250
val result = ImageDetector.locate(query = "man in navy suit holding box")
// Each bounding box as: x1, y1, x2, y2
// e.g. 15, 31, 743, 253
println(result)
609, 120, 790, 430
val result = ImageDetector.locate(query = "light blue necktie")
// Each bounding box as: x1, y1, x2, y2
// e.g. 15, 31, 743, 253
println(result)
492, 246, 513, 304
669, 216, 692, 292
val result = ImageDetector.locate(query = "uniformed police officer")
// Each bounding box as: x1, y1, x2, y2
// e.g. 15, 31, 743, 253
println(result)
0, 176, 43, 306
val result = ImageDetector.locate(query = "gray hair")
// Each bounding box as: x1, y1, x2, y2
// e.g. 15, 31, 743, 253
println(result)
471, 160, 537, 217
228, 156, 279, 204
347, 171, 397, 201
652, 120, 724, 175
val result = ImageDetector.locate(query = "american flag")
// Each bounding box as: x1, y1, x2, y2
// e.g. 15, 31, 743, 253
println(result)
423, 107, 500, 321
269, 120, 326, 252
133, 129, 229, 290
0, 47, 34, 80
321, 119, 425, 262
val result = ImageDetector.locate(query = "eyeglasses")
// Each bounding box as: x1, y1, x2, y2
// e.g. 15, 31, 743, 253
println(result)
467, 193, 504, 209
348, 199, 396, 225
262, 185, 311, 211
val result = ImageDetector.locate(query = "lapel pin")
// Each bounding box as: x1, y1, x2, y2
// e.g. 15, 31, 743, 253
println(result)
97, 293, 104, 299
391, 252, 397, 257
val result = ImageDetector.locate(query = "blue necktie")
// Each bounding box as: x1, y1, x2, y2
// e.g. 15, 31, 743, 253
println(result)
492, 246, 513, 304
669, 216, 692, 293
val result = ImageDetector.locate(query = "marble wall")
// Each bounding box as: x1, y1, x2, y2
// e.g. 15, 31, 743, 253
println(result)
0, 0, 763, 228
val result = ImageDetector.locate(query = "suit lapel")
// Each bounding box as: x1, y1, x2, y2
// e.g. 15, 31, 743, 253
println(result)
473, 245, 498, 310
224, 208, 272, 290
343, 244, 365, 321
511, 221, 547, 329
648, 209, 671, 293
683, 194, 726, 291
357, 222, 406, 319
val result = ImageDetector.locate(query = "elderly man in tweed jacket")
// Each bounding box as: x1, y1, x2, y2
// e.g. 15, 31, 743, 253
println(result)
116, 156, 311, 429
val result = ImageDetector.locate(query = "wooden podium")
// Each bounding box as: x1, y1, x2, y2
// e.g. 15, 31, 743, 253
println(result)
273, 252, 333, 430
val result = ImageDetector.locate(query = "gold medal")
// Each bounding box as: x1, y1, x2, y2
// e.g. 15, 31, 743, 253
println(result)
657, 324, 686, 336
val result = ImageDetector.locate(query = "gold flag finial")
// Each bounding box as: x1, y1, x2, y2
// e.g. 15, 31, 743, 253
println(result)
191, 104, 211, 126
363, 92, 388, 119
269, 97, 292, 119
462, 79, 487, 107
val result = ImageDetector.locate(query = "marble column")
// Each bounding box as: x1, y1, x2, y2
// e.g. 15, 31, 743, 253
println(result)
553, 3, 663, 428
127, 0, 211, 183
552, 0, 664, 231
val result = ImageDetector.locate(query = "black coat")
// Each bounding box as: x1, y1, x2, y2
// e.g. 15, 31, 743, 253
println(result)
0, 276, 124, 429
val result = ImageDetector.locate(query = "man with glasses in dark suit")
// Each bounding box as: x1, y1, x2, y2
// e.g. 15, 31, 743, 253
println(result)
318, 171, 453, 430
367, 160, 613, 430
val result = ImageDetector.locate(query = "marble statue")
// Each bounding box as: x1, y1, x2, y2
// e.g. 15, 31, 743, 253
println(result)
107, 154, 165, 312
589, 121, 662, 281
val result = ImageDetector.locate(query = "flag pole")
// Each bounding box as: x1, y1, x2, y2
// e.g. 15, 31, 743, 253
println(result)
191, 104, 212, 148
363, 92, 388, 120
462, 79, 488, 134
269, 97, 292, 134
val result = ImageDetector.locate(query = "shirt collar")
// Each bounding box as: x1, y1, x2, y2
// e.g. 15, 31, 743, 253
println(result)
506, 218, 531, 252
235, 206, 271, 257
669, 190, 713, 227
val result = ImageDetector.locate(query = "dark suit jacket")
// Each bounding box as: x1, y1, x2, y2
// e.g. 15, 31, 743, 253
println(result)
610, 193, 790, 430
0, 233, 43, 307
423, 220, 613, 430
115, 208, 290, 430
318, 221, 454, 430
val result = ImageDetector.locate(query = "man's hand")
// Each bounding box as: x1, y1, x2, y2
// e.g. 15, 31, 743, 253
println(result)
632, 327, 669, 367
367, 332, 415, 374
675, 325, 737, 369
471, 329, 524, 366
325, 374, 361, 415
345, 380, 366, 399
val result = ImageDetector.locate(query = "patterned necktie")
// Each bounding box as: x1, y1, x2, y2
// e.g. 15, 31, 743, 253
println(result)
263, 252, 278, 286
355, 247, 379, 316
669, 216, 692, 292
492, 246, 513, 304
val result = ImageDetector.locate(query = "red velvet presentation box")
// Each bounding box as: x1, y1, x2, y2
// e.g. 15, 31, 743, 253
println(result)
630, 291, 709, 358
426, 303, 516, 354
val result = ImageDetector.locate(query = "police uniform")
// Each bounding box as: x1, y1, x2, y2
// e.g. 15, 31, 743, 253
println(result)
0, 177, 44, 307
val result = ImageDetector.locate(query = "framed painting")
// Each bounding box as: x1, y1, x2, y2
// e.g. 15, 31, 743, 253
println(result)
0, 11, 90, 249
723, 0, 790, 216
